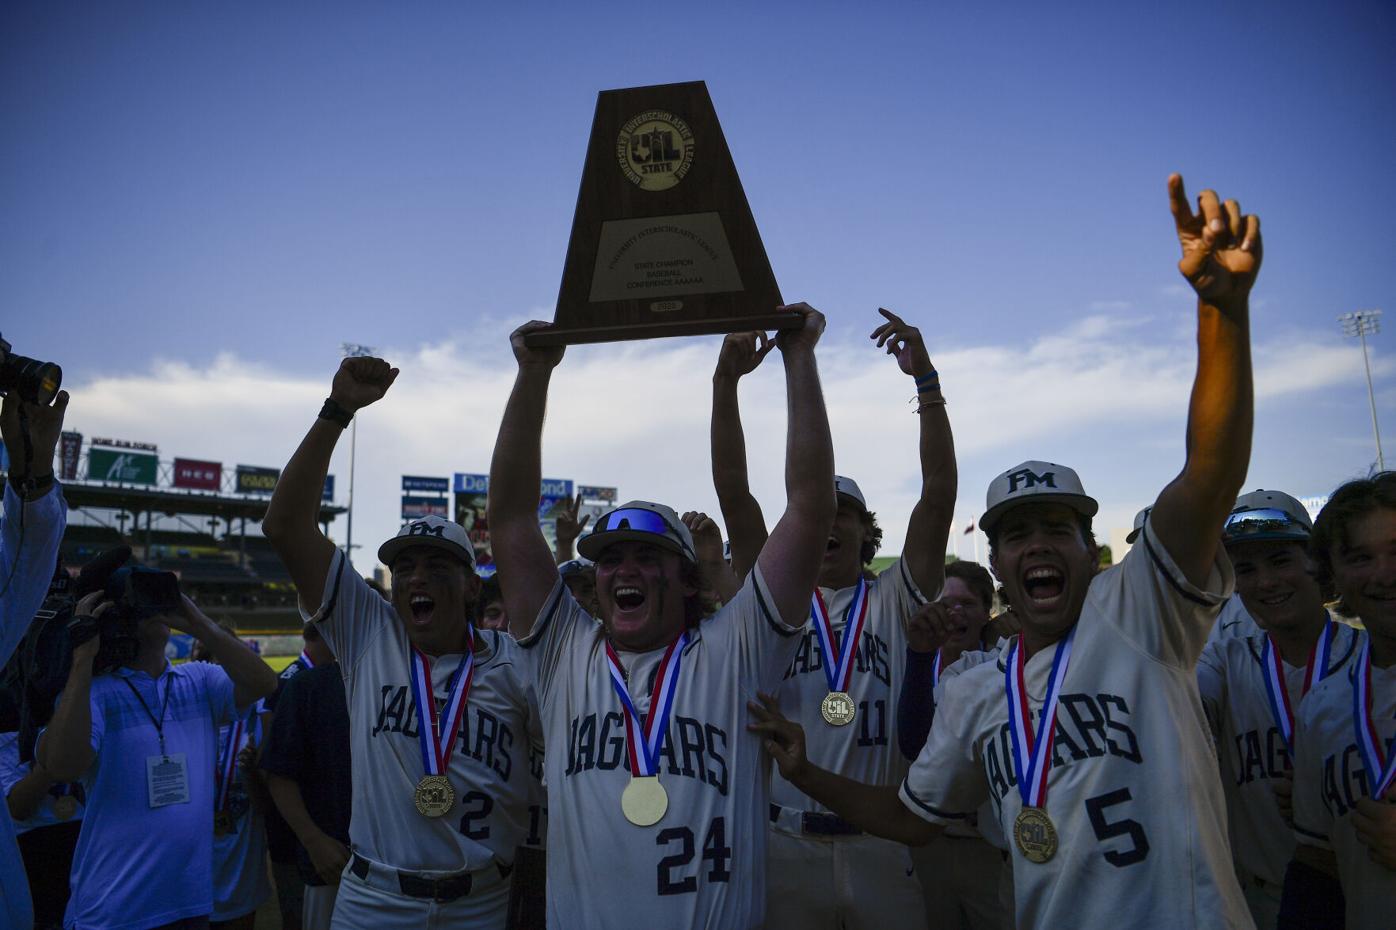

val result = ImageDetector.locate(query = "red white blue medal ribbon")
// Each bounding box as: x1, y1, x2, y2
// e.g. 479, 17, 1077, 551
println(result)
810, 577, 871, 696
214, 715, 246, 812
605, 631, 689, 777
409, 630, 475, 777
1261, 615, 1335, 759
932, 648, 944, 691
1005, 627, 1076, 808
299, 651, 315, 670
1353, 636, 1396, 799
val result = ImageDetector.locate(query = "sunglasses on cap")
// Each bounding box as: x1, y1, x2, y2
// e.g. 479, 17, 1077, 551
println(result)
592, 508, 694, 557
1222, 508, 1310, 542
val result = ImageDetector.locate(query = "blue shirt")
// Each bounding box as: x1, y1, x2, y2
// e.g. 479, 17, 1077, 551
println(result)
1, 482, 67, 930
210, 704, 270, 921
61, 659, 237, 929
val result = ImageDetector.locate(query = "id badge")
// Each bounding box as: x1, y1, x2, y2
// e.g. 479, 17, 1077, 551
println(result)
147, 753, 191, 808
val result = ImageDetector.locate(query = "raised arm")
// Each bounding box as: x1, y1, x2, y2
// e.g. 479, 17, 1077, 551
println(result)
753, 305, 838, 626
748, 692, 939, 845
488, 322, 567, 639
263, 357, 398, 607
171, 596, 277, 707
1149, 174, 1259, 587
36, 595, 104, 781
870, 309, 956, 596
711, 332, 774, 581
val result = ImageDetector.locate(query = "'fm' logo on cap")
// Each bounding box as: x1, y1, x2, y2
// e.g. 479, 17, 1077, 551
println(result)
408, 522, 445, 539
1008, 468, 1057, 493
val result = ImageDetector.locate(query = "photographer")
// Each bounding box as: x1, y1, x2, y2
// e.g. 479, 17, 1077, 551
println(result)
37, 589, 277, 929
2, 386, 71, 930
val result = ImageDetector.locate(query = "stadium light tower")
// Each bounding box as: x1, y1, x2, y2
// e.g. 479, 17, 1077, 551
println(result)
340, 342, 377, 559
1338, 310, 1384, 472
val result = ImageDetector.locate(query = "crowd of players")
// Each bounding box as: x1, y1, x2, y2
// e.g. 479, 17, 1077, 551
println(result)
1, 172, 1394, 930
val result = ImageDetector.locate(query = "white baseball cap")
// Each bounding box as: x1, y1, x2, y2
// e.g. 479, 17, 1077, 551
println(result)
577, 501, 697, 564
834, 475, 868, 513
1125, 506, 1152, 544
980, 460, 1099, 534
378, 516, 477, 569
1223, 489, 1313, 544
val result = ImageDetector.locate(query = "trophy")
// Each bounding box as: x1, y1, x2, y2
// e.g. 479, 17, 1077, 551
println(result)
525, 81, 796, 346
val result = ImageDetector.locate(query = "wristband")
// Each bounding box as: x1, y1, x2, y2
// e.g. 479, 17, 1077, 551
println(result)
319, 398, 354, 429
914, 370, 939, 389
915, 397, 947, 413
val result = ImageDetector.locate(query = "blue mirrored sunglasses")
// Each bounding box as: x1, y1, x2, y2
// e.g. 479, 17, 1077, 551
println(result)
592, 508, 693, 557
1223, 507, 1309, 541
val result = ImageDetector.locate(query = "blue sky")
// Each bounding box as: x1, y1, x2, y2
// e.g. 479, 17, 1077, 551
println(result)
3, 1, 1393, 572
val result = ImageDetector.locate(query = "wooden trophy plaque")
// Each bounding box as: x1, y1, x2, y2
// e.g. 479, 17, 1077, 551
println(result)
525, 81, 795, 346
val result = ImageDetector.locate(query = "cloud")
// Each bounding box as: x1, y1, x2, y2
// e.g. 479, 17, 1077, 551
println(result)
57, 316, 1389, 574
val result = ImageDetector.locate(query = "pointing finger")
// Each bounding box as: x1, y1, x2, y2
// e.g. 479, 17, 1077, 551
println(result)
1167, 173, 1195, 228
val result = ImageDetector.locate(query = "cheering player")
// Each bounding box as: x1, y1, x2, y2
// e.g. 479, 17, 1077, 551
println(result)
750, 174, 1260, 928
264, 357, 535, 929
488, 305, 835, 929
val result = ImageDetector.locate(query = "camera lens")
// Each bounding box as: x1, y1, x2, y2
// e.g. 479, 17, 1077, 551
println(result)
0, 354, 63, 406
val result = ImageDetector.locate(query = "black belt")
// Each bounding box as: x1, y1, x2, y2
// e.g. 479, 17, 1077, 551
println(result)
350, 853, 512, 903
770, 803, 863, 837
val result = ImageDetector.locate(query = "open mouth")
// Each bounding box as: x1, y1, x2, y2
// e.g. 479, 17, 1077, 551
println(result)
409, 594, 435, 624
825, 537, 841, 554
1257, 591, 1293, 607
614, 586, 646, 611
1023, 566, 1065, 603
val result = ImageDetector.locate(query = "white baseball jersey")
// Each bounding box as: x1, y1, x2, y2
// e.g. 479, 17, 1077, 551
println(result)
1292, 643, 1396, 930
520, 567, 802, 930
313, 550, 535, 872
1207, 595, 1260, 645
899, 517, 1252, 929
772, 558, 930, 812
935, 646, 1007, 848
1197, 618, 1361, 887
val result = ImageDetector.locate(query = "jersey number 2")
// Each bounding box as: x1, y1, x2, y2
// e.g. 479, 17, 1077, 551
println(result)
656, 817, 732, 895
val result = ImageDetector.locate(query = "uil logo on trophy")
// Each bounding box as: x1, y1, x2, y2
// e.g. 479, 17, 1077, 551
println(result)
617, 110, 695, 192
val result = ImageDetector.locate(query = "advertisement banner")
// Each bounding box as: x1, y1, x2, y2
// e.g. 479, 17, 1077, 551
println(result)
60, 432, 83, 481
323, 475, 335, 503
173, 457, 222, 491
402, 495, 449, 519
236, 465, 280, 496
88, 447, 158, 485
454, 472, 489, 495
454, 486, 492, 575
404, 475, 450, 494
578, 485, 618, 503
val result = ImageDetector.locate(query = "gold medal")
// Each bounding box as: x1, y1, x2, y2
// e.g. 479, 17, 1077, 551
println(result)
621, 775, 669, 826
53, 795, 78, 821
820, 690, 856, 726
1013, 806, 1058, 864
414, 774, 455, 818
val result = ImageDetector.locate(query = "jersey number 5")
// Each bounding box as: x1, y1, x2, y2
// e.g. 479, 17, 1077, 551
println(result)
1085, 788, 1150, 867
656, 817, 732, 895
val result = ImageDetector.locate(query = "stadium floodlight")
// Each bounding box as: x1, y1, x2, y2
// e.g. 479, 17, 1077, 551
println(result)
1338, 310, 1384, 472
340, 343, 378, 560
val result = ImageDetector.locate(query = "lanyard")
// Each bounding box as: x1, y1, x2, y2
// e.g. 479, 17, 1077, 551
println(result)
123, 673, 174, 757
605, 631, 689, 778
1260, 616, 1335, 760
1005, 627, 1076, 809
809, 577, 871, 695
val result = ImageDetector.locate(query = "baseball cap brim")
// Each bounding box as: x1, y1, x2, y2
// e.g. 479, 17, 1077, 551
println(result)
578, 530, 690, 562
980, 493, 1099, 534
377, 534, 474, 569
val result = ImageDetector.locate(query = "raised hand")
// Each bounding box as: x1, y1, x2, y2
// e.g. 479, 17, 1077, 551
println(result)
774, 303, 826, 354
329, 357, 398, 413
746, 691, 809, 782
1, 389, 70, 477
510, 321, 566, 371
869, 308, 933, 379
715, 331, 774, 380
67, 592, 111, 670
1168, 173, 1262, 309
681, 511, 725, 566
906, 601, 957, 655
555, 494, 591, 550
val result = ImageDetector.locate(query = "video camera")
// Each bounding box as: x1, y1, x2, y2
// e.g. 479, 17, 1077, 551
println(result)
2, 547, 181, 762
0, 333, 63, 406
